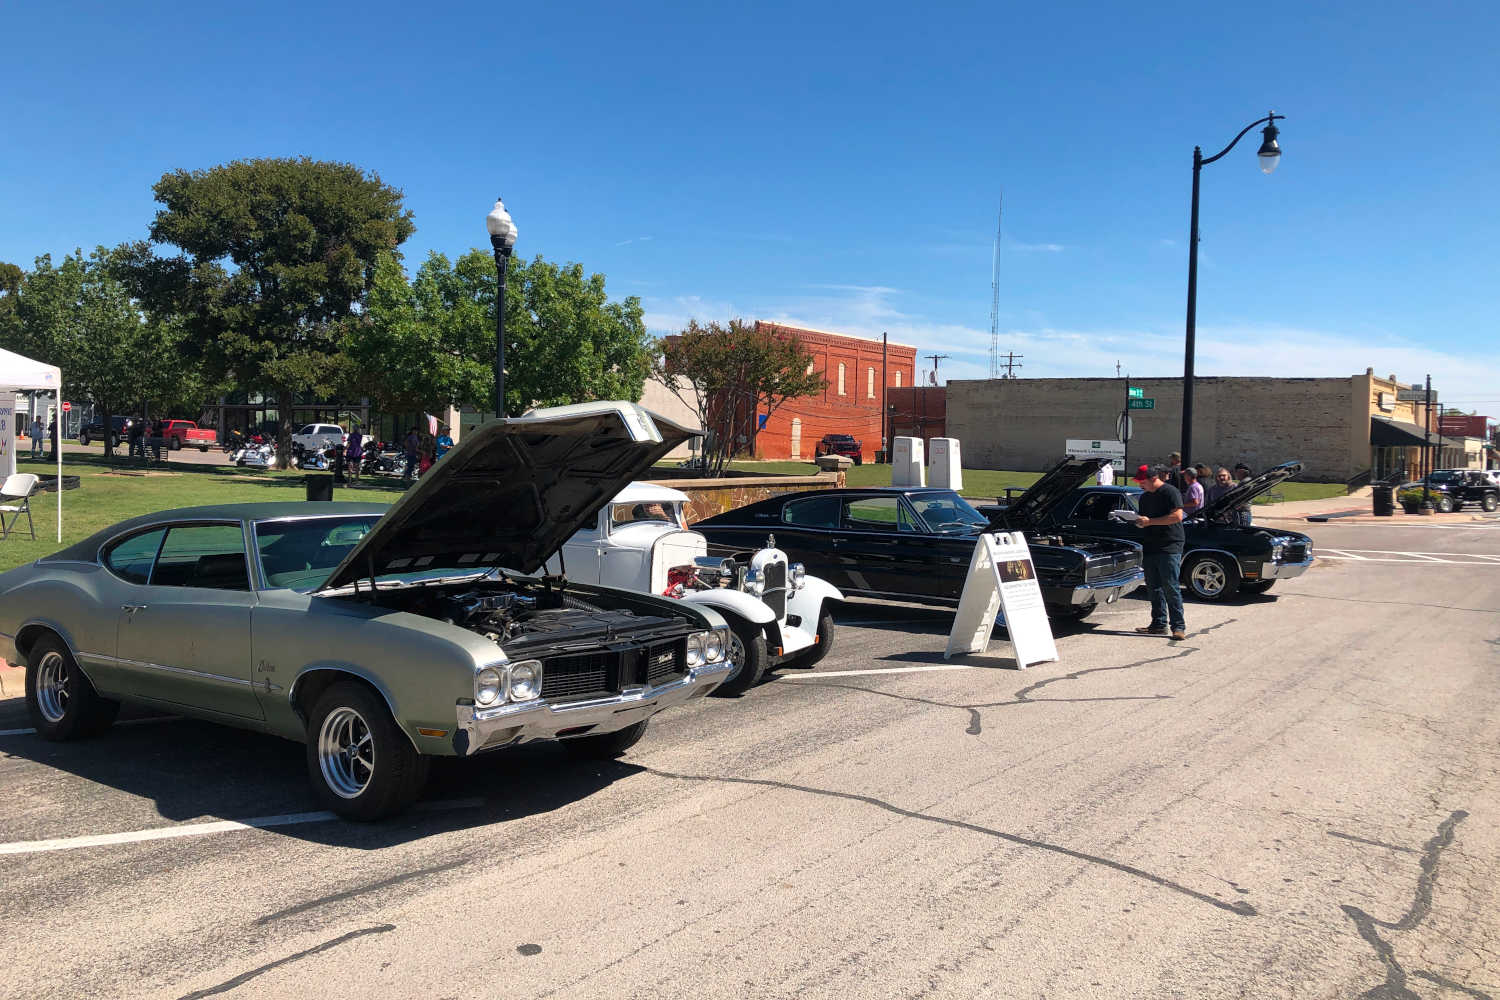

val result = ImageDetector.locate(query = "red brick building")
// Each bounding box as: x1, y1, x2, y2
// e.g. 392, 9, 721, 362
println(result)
748, 323, 917, 462
887, 386, 947, 448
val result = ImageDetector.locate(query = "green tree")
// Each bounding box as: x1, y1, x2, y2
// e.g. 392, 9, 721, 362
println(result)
0, 247, 201, 456
349, 248, 652, 417
133, 157, 415, 462
652, 319, 824, 474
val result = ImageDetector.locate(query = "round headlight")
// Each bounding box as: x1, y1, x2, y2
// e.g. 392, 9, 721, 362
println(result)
475, 667, 504, 706
704, 629, 725, 662
686, 632, 705, 668
791, 563, 806, 588
509, 660, 542, 702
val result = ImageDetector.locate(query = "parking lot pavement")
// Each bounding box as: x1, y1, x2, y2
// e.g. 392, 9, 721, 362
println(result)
1, 520, 1497, 999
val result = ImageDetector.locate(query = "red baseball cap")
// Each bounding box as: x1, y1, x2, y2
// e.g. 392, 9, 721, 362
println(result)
1132, 464, 1152, 483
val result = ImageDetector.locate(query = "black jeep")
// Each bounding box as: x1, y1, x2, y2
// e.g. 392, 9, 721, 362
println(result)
1407, 470, 1500, 513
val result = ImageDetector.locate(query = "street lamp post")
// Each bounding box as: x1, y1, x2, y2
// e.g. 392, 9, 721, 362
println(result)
485, 196, 518, 418
1181, 111, 1283, 467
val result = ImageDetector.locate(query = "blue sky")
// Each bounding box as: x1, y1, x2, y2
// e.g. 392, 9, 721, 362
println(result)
4, 1, 1497, 406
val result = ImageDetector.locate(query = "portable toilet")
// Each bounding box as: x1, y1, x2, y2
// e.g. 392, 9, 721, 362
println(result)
929, 438, 963, 491
891, 436, 926, 487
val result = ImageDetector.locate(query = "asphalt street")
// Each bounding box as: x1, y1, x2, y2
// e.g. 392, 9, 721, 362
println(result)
1, 519, 1497, 999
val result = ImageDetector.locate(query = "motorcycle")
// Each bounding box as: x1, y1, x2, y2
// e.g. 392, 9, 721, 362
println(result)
234, 442, 277, 470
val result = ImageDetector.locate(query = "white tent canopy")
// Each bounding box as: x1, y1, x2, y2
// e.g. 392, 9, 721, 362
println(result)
0, 346, 64, 541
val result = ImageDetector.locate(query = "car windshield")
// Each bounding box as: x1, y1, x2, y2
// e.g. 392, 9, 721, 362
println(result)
611, 500, 683, 528
907, 491, 990, 532
1427, 471, 1459, 483
255, 515, 490, 592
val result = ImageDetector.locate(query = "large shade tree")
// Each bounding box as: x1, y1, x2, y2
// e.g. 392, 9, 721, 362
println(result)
348, 248, 652, 418
133, 157, 415, 462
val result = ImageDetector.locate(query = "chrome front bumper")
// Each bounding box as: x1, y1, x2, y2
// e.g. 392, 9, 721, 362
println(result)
453, 660, 734, 756
1070, 567, 1147, 605
1262, 556, 1314, 580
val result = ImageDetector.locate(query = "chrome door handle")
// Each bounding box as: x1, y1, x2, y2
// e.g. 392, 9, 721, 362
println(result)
121, 604, 147, 614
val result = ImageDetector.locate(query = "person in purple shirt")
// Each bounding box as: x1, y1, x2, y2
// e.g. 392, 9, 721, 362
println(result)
1181, 466, 1205, 515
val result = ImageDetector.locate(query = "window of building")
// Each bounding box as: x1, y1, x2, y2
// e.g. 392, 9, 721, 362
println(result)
837, 363, 846, 396
867, 367, 875, 399
806, 360, 815, 376
895, 370, 903, 387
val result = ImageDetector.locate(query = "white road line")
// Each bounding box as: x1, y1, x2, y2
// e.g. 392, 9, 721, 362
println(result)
1317, 555, 1500, 565
0, 716, 179, 738
1319, 549, 1366, 559
0, 798, 484, 856
1328, 549, 1500, 558
783, 664, 982, 680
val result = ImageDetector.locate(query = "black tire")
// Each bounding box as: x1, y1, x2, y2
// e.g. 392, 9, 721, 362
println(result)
198, 445, 209, 452
789, 608, 837, 667
305, 681, 428, 821
1183, 553, 1239, 602
78, 431, 89, 446
1484, 494, 1498, 513
1434, 495, 1453, 514
168, 436, 181, 451
25, 635, 119, 741
713, 617, 768, 697
1241, 580, 1276, 594
563, 719, 649, 760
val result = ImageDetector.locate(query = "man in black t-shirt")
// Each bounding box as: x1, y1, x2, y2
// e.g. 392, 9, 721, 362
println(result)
1131, 463, 1186, 640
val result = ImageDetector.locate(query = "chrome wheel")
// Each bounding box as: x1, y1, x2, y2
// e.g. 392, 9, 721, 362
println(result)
725, 631, 746, 682
35, 651, 69, 723
1190, 559, 1228, 598
317, 706, 374, 799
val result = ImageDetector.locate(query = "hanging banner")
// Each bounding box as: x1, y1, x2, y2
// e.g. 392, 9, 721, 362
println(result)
944, 531, 1059, 668
0, 396, 14, 479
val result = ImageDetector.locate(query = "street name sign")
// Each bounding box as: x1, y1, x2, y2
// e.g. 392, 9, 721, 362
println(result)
1066, 438, 1126, 462
1127, 386, 1144, 399
1128, 398, 1155, 410
945, 531, 1059, 669
1396, 388, 1437, 402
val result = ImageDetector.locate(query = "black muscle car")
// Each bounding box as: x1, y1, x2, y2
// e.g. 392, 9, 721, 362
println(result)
693, 459, 1145, 620
1007, 460, 1315, 601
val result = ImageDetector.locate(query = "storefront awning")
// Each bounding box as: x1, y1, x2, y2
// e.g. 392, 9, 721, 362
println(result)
1370, 416, 1431, 448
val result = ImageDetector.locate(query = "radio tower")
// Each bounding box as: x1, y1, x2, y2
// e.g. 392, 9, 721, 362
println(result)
988, 200, 1002, 378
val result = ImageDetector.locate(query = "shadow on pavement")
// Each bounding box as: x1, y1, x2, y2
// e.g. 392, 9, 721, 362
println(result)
0, 716, 645, 849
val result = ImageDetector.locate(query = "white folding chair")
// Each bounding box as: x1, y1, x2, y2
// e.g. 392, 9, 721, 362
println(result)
0, 473, 40, 541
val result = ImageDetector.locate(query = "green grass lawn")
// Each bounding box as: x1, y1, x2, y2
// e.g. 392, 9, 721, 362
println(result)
0, 453, 401, 574
715, 460, 1348, 504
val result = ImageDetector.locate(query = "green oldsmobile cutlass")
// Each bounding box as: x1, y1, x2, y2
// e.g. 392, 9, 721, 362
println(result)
0, 402, 733, 820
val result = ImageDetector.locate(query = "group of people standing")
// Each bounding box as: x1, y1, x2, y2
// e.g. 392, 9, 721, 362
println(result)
397, 424, 453, 484
1103, 453, 1258, 642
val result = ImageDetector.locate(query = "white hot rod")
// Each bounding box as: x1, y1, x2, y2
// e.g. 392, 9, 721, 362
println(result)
542, 483, 841, 695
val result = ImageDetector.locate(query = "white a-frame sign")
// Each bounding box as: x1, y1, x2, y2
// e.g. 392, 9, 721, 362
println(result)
944, 531, 1060, 668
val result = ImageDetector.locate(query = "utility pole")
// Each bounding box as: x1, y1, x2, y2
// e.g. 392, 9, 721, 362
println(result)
1423, 373, 1432, 507
925, 353, 949, 385
996, 351, 1023, 379
1122, 374, 1132, 474
881, 331, 888, 461
1116, 360, 1122, 378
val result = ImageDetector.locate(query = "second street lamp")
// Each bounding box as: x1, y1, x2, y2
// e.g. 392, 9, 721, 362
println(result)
1181, 111, 1284, 467
486, 196, 518, 418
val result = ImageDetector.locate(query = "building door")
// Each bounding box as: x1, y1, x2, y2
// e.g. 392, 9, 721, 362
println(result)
790, 418, 802, 460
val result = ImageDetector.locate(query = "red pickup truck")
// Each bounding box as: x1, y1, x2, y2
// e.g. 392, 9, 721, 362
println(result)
160, 420, 218, 452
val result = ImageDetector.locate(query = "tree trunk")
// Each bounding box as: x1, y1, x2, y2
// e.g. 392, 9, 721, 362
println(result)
277, 389, 294, 469
100, 404, 114, 460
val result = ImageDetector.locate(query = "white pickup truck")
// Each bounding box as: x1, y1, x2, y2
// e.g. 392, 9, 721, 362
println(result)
545, 483, 842, 695
291, 423, 347, 452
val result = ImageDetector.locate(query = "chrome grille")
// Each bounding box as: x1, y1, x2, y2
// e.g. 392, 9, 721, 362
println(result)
540, 638, 687, 702
761, 559, 787, 618
1282, 542, 1308, 562
645, 639, 686, 686
540, 652, 612, 701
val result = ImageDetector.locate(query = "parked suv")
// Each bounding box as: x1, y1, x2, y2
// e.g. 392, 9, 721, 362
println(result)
814, 433, 863, 465
78, 416, 133, 448
1406, 470, 1500, 513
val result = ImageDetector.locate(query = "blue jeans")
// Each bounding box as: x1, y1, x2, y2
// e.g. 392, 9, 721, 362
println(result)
1143, 550, 1185, 631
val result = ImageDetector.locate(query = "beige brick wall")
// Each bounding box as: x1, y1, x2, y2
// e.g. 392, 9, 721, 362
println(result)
947, 376, 1363, 481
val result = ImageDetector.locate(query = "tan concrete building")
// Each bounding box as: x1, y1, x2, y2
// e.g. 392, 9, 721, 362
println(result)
947, 370, 1456, 483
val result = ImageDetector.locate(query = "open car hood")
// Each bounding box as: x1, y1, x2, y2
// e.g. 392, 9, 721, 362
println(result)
988, 456, 1103, 528
320, 402, 695, 591
1194, 460, 1303, 520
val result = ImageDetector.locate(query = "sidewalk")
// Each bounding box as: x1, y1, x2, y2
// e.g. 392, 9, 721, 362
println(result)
1253, 486, 1498, 526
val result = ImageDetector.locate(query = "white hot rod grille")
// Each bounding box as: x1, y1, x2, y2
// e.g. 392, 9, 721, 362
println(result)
760, 559, 787, 619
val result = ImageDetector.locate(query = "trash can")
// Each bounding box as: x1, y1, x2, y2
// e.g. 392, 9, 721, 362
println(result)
1372, 484, 1394, 517
306, 475, 334, 502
